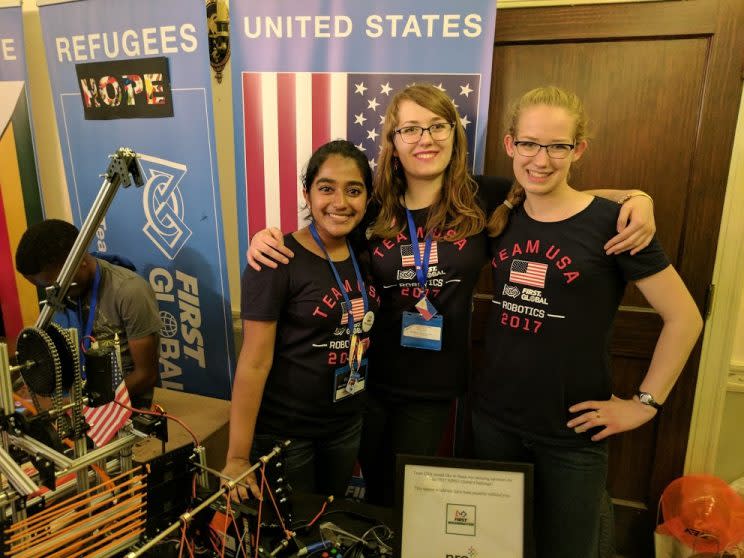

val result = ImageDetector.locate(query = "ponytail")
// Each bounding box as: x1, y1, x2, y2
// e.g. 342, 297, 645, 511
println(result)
487, 182, 526, 237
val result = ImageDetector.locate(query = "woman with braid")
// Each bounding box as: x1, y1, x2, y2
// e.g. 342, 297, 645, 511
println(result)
472, 86, 702, 557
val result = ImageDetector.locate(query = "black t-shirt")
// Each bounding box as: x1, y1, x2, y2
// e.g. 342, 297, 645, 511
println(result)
241, 234, 380, 438
365, 175, 511, 401
473, 197, 670, 446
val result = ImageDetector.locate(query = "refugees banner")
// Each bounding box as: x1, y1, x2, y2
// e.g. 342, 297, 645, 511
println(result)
231, 0, 498, 260
0, 2, 43, 350
38, 0, 234, 398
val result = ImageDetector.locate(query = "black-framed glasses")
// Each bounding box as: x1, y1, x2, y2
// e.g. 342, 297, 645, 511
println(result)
513, 141, 575, 159
394, 122, 455, 144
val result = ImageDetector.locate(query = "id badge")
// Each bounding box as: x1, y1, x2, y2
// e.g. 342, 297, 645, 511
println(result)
401, 311, 443, 351
333, 359, 368, 402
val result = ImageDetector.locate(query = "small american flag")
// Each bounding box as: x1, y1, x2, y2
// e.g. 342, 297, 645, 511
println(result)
340, 297, 365, 326
83, 349, 132, 448
400, 242, 439, 268
509, 260, 548, 289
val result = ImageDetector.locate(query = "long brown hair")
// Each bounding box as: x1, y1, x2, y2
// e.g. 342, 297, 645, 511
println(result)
487, 86, 589, 237
369, 84, 485, 240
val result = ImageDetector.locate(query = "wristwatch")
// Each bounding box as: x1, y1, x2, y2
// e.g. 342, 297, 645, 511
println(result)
637, 392, 662, 410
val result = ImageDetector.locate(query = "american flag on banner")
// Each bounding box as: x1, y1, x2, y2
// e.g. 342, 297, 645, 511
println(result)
340, 297, 365, 326
83, 364, 132, 448
400, 242, 440, 268
241, 72, 481, 238
509, 260, 549, 289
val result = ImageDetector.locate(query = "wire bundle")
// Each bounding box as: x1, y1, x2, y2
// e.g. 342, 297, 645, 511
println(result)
3, 468, 146, 558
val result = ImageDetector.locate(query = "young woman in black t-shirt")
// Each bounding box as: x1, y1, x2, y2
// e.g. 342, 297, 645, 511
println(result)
473, 87, 702, 557
222, 141, 379, 499
246, 84, 657, 507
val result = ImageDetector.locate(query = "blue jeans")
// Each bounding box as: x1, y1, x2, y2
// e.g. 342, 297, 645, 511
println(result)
251, 417, 362, 497
472, 408, 608, 558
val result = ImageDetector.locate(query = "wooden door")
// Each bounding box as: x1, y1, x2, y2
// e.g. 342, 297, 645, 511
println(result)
471, 0, 744, 554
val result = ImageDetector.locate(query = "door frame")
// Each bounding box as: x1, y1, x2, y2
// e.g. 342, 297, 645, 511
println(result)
686, 93, 744, 475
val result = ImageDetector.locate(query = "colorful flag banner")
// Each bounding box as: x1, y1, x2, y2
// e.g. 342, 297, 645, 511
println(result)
0, 2, 43, 349
231, 1, 498, 264
38, 0, 234, 398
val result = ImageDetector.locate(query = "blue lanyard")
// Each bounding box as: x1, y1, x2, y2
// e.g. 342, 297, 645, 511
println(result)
404, 208, 433, 292
309, 224, 368, 334
79, 263, 102, 353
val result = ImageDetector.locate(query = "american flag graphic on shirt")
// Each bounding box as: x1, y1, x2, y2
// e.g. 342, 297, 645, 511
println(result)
241, 72, 481, 239
400, 242, 440, 268
340, 297, 365, 326
509, 260, 548, 289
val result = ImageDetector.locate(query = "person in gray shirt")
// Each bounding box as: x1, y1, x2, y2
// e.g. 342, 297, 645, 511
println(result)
16, 219, 161, 408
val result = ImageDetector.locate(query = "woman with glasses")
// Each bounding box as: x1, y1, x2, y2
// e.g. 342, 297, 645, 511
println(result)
247, 83, 656, 506
473, 86, 702, 556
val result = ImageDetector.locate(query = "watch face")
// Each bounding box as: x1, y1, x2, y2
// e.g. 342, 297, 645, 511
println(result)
640, 392, 659, 408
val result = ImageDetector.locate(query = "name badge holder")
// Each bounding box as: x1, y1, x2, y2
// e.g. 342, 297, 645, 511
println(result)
400, 208, 443, 351
309, 223, 372, 401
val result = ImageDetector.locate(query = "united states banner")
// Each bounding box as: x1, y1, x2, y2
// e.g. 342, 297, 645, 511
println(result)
509, 260, 549, 289
241, 72, 481, 238
400, 241, 440, 268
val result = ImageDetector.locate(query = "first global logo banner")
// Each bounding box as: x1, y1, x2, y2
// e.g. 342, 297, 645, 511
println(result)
38, 0, 234, 399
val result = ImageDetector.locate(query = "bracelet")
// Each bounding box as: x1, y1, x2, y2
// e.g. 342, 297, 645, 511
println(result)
618, 192, 653, 205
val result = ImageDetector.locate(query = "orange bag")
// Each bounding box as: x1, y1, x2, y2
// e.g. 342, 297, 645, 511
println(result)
657, 474, 744, 554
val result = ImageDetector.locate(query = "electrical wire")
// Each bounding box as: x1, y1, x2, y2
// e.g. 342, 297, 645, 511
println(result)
178, 522, 187, 558
114, 400, 200, 446
361, 525, 393, 552
228, 505, 248, 558
303, 496, 333, 529
253, 463, 267, 558
222, 496, 232, 558
80, 335, 97, 353
261, 473, 293, 538
235, 515, 250, 558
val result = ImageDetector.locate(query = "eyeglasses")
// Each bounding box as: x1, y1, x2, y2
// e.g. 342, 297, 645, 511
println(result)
513, 141, 575, 159
394, 122, 455, 144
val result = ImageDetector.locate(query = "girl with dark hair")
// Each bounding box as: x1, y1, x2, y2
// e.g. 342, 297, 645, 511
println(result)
247, 83, 656, 506
222, 140, 379, 498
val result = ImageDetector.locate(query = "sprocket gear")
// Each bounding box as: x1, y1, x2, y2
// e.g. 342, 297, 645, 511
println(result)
16, 327, 60, 397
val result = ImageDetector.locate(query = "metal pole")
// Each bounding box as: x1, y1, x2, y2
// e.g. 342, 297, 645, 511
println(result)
36, 148, 142, 330
118, 427, 133, 472
0, 343, 14, 414
8, 434, 73, 469
58, 434, 136, 478
35, 174, 122, 329
74, 437, 89, 492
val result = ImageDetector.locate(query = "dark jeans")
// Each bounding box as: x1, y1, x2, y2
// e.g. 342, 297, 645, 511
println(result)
358, 392, 452, 506
472, 408, 608, 558
251, 417, 362, 497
